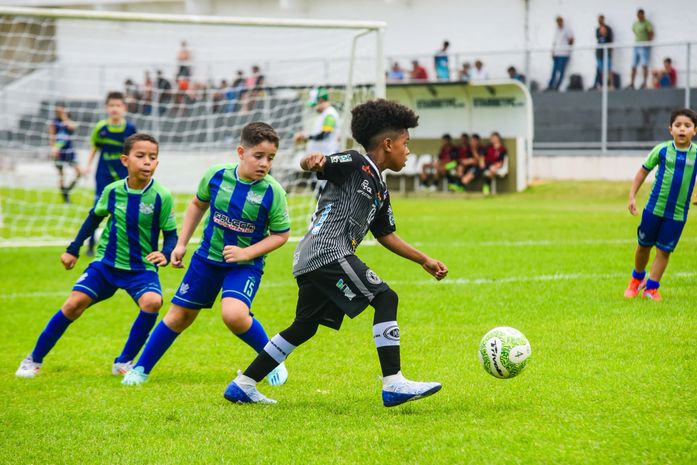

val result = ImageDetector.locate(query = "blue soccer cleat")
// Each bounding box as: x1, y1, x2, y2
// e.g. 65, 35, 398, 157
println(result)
267, 362, 288, 386
121, 366, 149, 386
224, 374, 277, 404
382, 378, 442, 407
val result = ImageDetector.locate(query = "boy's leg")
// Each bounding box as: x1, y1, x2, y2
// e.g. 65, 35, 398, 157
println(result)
113, 291, 162, 373
16, 291, 92, 378
648, 248, 671, 283
627, 210, 660, 297
643, 217, 685, 300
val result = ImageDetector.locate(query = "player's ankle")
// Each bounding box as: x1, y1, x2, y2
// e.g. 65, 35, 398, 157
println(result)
382, 371, 405, 387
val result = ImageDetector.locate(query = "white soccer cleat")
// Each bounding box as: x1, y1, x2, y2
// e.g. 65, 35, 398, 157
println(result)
382, 378, 442, 407
112, 360, 133, 376
224, 372, 277, 404
267, 362, 288, 386
16, 355, 42, 379
121, 366, 149, 386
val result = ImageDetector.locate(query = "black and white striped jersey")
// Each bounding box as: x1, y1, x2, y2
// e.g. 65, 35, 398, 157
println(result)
292, 150, 396, 276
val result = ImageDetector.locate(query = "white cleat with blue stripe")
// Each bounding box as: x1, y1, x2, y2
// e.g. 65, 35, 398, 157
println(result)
382, 379, 442, 407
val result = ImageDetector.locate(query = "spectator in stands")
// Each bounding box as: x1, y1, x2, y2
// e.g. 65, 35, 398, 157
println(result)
212, 80, 226, 113
420, 134, 455, 191
388, 62, 405, 82
124, 78, 139, 113
142, 71, 153, 115
480, 132, 508, 195
547, 16, 574, 91
458, 133, 484, 188
156, 70, 172, 115
176, 40, 192, 79
458, 62, 471, 82
629, 9, 654, 89
410, 60, 428, 81
592, 17, 613, 90
241, 65, 265, 111
653, 58, 677, 88
470, 60, 489, 82
507, 66, 526, 83
434, 40, 450, 81
452, 133, 477, 191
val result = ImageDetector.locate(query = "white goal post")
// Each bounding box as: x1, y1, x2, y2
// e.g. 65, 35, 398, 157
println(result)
0, 6, 386, 245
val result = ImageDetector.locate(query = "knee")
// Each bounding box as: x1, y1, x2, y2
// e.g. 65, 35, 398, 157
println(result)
222, 306, 252, 334
163, 306, 198, 332
373, 288, 399, 323
139, 295, 162, 313
61, 295, 90, 320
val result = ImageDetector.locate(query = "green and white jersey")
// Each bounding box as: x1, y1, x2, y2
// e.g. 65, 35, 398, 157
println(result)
94, 178, 177, 271
643, 140, 697, 222
195, 163, 290, 270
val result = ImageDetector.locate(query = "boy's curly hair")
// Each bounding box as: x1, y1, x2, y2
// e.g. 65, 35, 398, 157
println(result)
351, 99, 419, 150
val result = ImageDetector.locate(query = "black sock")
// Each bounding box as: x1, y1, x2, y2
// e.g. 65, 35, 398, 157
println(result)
372, 289, 401, 377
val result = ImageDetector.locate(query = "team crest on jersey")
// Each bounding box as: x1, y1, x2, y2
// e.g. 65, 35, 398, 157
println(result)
246, 191, 264, 205
366, 269, 382, 285
76, 272, 88, 283
139, 202, 154, 215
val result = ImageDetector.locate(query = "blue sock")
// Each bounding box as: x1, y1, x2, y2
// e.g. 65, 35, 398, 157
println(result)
632, 269, 646, 280
31, 310, 73, 363
646, 279, 660, 290
115, 310, 159, 363
235, 318, 269, 353
134, 321, 180, 374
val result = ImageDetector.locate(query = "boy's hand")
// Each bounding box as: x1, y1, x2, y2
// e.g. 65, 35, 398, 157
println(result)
170, 244, 187, 268
301, 153, 326, 172
223, 245, 250, 263
146, 251, 168, 267
61, 252, 78, 270
422, 258, 448, 280
628, 197, 638, 216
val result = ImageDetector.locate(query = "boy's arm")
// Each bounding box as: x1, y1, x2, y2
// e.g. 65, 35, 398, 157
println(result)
223, 231, 290, 263
376, 232, 448, 280
48, 122, 57, 157
63, 209, 106, 269
300, 152, 327, 172
628, 167, 650, 216
170, 196, 208, 268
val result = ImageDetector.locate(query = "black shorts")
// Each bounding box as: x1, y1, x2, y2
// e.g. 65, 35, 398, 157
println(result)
294, 255, 389, 330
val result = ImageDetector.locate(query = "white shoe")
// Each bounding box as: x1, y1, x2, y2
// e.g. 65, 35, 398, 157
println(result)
16, 355, 41, 378
267, 362, 288, 386
382, 378, 442, 407
224, 372, 277, 404
112, 360, 133, 376
121, 366, 149, 386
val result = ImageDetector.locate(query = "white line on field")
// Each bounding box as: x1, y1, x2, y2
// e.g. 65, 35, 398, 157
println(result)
2, 271, 695, 300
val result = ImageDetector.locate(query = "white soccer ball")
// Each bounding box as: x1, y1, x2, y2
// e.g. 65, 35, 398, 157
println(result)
478, 327, 531, 379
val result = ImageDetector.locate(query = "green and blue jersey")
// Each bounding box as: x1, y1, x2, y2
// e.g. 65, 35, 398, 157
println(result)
643, 140, 697, 222
91, 119, 137, 190
93, 178, 177, 272
195, 163, 290, 270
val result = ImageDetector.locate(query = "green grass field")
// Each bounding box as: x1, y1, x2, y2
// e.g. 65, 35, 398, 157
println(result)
1, 182, 696, 465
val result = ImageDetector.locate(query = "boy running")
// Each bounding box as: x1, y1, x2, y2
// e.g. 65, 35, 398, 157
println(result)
624, 108, 697, 301
16, 134, 178, 378
84, 91, 138, 255
225, 99, 448, 407
49, 103, 81, 203
122, 122, 291, 386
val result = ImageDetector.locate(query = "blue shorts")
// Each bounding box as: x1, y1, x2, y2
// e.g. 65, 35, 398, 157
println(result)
171, 253, 263, 310
637, 209, 686, 252
633, 46, 651, 67
54, 151, 77, 169
73, 261, 162, 304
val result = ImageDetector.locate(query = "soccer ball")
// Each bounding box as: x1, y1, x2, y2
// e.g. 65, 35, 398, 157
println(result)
478, 327, 531, 379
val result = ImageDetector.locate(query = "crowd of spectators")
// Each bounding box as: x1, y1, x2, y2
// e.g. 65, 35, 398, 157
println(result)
387, 8, 683, 92
419, 132, 508, 195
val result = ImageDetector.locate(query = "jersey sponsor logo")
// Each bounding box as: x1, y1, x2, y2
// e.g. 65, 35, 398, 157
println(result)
335, 278, 356, 301
330, 153, 352, 163
213, 211, 256, 233
366, 269, 382, 285
311, 203, 332, 235
179, 282, 190, 295
361, 179, 373, 194
246, 191, 264, 205
381, 325, 400, 342
139, 202, 154, 215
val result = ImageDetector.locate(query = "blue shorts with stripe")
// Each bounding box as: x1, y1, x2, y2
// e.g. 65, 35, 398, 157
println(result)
73, 261, 162, 304
171, 252, 263, 310
637, 209, 686, 252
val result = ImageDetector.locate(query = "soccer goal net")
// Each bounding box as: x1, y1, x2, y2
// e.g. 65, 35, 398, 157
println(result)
0, 6, 385, 245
